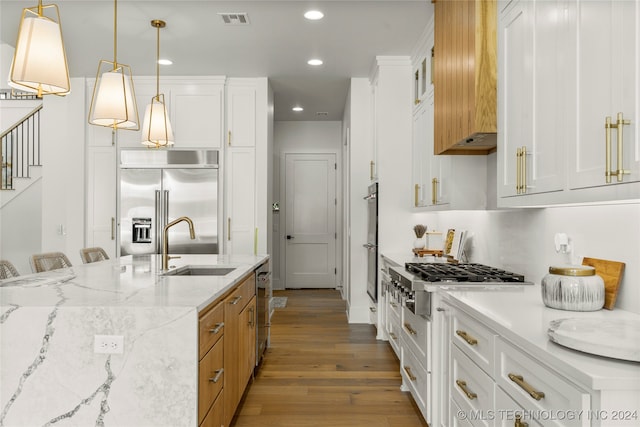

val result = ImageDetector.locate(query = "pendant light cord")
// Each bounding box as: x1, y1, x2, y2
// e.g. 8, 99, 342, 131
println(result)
113, 0, 118, 68
156, 23, 160, 100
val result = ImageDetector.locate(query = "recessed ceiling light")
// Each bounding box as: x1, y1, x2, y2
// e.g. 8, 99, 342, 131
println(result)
304, 10, 324, 20
158, 59, 173, 65
292, 106, 304, 112
307, 59, 323, 66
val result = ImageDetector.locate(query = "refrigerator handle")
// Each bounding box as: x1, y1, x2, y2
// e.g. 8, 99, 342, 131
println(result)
155, 190, 162, 254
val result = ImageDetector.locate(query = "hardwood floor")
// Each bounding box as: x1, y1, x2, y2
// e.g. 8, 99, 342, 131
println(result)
231, 289, 428, 427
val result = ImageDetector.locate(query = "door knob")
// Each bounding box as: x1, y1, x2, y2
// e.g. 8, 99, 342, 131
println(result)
286, 235, 294, 240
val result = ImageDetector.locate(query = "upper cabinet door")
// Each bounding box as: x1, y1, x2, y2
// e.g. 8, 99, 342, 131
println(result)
568, 0, 640, 190
226, 82, 256, 147
171, 81, 224, 148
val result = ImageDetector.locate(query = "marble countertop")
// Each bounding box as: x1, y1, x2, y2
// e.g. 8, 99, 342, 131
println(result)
0, 253, 269, 312
443, 285, 640, 391
0, 254, 268, 426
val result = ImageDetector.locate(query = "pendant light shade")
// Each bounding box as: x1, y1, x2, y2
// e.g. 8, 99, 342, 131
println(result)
9, 2, 70, 96
141, 19, 174, 147
89, 63, 138, 128
141, 94, 174, 147
88, 0, 139, 130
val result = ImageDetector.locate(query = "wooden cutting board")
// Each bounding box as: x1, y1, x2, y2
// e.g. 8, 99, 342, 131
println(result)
582, 257, 625, 310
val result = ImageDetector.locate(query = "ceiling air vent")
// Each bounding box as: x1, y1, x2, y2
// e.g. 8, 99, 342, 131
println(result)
218, 13, 250, 25
316, 112, 329, 116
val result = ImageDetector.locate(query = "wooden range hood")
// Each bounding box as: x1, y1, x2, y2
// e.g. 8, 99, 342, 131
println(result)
433, 0, 497, 155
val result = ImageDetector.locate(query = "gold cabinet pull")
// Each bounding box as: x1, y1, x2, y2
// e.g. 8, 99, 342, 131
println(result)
390, 302, 398, 308
508, 373, 545, 400
209, 368, 224, 383
370, 161, 375, 181
403, 366, 417, 381
456, 379, 477, 400
414, 184, 420, 207
605, 116, 613, 183
111, 217, 115, 240
521, 146, 527, 193
389, 332, 398, 340
227, 218, 231, 241
431, 177, 439, 205
228, 130, 232, 146
209, 322, 224, 334
456, 329, 478, 346
516, 147, 522, 194
605, 113, 632, 183
515, 414, 529, 427
229, 295, 243, 305
404, 323, 417, 335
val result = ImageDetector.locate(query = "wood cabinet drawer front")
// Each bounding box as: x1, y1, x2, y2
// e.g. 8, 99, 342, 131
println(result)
451, 345, 494, 427
198, 338, 224, 424
452, 308, 496, 377
387, 312, 401, 359
402, 305, 430, 362
199, 302, 224, 359
228, 272, 256, 310
495, 385, 544, 427
496, 338, 590, 426
199, 389, 224, 427
402, 344, 431, 416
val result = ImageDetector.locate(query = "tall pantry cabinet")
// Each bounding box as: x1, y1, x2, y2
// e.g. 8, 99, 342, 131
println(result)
497, 0, 640, 207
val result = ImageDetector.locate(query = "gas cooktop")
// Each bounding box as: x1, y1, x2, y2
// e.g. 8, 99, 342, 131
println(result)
389, 261, 533, 292
405, 262, 526, 283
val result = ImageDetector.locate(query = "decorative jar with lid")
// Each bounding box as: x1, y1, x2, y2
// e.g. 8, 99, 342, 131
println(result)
541, 265, 605, 311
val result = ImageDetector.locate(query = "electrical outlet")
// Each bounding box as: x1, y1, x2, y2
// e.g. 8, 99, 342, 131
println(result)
94, 335, 124, 354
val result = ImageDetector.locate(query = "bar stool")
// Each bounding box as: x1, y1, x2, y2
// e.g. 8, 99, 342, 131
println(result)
0, 260, 20, 279
30, 252, 72, 273
79, 247, 109, 264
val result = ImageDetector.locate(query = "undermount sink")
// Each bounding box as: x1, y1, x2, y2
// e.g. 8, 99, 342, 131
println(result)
161, 265, 237, 276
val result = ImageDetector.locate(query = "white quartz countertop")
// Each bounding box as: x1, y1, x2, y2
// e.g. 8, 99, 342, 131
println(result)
0, 254, 269, 312
444, 284, 640, 391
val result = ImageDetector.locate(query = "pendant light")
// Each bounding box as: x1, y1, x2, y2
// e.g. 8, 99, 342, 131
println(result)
88, 0, 139, 130
141, 19, 174, 147
8, 0, 70, 97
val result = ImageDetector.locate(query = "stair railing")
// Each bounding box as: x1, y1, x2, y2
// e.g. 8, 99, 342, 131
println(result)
1, 104, 43, 190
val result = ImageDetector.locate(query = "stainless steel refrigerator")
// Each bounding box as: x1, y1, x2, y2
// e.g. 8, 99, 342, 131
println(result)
119, 149, 219, 256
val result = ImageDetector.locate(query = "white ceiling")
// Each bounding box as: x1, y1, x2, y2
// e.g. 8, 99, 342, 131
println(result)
0, 0, 433, 121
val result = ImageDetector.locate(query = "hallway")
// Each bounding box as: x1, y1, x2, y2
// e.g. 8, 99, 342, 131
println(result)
232, 289, 428, 427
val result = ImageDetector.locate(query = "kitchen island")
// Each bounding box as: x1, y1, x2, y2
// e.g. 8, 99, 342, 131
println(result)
0, 253, 268, 427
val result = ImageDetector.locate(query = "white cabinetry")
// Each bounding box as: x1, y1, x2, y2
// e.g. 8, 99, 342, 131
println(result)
223, 78, 270, 256
86, 146, 117, 258
498, 0, 640, 207
226, 82, 256, 147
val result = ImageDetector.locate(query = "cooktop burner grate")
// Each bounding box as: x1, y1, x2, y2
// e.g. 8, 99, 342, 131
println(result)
405, 262, 525, 283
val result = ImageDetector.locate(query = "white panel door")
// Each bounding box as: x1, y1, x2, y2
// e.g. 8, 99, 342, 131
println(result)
284, 153, 337, 288
227, 83, 256, 147
171, 84, 223, 148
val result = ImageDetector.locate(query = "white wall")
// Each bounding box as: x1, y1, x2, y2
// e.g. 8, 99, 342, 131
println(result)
272, 121, 343, 290
39, 78, 86, 265
343, 78, 373, 319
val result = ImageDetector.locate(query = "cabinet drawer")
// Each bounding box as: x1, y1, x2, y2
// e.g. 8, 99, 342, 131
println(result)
452, 308, 496, 377
402, 305, 430, 364
451, 345, 494, 427
401, 344, 431, 418
495, 385, 543, 427
198, 338, 224, 424
387, 310, 401, 359
199, 302, 224, 359
451, 398, 474, 427
200, 389, 224, 427
387, 287, 402, 319
227, 272, 256, 311
496, 338, 590, 426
